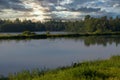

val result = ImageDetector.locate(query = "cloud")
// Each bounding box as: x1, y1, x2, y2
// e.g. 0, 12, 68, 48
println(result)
0, 0, 32, 11
69, 7, 101, 13
113, 4, 120, 8
0, 0, 120, 20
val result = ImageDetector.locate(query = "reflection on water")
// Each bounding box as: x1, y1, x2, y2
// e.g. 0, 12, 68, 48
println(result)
0, 35, 120, 76
73, 36, 120, 47
0, 35, 120, 46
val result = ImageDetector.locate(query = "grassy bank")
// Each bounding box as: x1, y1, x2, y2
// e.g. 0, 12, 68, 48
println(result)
0, 32, 120, 40
1, 56, 120, 80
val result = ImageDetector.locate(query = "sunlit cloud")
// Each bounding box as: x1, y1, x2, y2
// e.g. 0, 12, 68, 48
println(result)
0, 0, 120, 20
23, 1, 50, 20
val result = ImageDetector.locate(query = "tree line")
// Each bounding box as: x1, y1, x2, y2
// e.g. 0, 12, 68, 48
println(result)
0, 19, 66, 32
0, 15, 120, 33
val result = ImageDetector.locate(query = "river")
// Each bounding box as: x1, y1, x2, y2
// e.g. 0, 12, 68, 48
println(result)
0, 35, 120, 76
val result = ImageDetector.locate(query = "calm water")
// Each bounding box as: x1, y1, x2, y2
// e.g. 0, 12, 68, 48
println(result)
0, 36, 120, 76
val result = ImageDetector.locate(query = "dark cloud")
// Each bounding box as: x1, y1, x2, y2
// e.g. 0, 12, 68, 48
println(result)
0, 0, 21, 8
69, 7, 101, 13
0, 0, 21, 4
0, 0, 33, 12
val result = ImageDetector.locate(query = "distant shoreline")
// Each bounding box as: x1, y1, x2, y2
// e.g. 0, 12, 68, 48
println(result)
0, 32, 120, 40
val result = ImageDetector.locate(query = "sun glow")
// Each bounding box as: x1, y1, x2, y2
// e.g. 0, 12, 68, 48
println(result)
23, 1, 50, 21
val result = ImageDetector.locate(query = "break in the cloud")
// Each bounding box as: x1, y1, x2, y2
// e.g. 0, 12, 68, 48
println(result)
0, 0, 120, 20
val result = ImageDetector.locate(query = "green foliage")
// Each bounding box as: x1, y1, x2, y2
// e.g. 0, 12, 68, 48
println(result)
46, 31, 50, 35
22, 31, 36, 36
0, 15, 120, 33
0, 19, 65, 32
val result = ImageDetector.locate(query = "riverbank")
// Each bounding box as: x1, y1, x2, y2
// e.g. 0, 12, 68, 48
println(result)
1, 55, 120, 80
0, 32, 120, 40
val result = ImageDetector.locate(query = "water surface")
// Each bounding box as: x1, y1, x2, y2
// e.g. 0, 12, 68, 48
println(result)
0, 36, 120, 76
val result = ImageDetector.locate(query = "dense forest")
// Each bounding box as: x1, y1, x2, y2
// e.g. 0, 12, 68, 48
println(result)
0, 15, 120, 33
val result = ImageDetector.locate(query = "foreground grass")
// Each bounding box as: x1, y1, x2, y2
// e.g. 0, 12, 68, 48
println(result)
1, 56, 120, 80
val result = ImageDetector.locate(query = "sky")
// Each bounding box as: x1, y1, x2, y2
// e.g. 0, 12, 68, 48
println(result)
0, 0, 120, 21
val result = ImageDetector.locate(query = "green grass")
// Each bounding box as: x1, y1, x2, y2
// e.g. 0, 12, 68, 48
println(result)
1, 56, 120, 80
